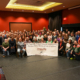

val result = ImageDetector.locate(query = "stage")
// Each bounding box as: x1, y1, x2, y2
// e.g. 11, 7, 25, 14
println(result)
0, 55, 80, 80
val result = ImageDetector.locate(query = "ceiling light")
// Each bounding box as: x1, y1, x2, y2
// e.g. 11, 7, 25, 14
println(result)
68, 5, 80, 10
11, 9, 13, 11
52, 9, 54, 11
63, 6, 65, 7
22, 10, 24, 12
6, 0, 63, 11
14, 3, 16, 4
32, 11, 34, 12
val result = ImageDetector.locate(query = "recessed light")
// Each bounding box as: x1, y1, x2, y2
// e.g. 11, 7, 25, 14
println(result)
63, 6, 65, 7
22, 10, 24, 12
11, 9, 13, 11
52, 9, 54, 11
14, 3, 16, 4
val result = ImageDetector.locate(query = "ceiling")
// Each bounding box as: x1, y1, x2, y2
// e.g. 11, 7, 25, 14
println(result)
0, 0, 80, 13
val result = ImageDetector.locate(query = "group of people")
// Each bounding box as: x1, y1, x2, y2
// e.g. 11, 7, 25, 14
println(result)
0, 29, 80, 60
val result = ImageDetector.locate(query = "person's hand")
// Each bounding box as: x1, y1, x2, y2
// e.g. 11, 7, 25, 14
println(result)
13, 46, 15, 48
59, 49, 61, 51
11, 47, 13, 49
66, 50, 68, 53
71, 52, 72, 54
4, 48, 7, 51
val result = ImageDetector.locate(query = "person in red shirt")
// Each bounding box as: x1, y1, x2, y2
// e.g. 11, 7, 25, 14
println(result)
58, 39, 64, 56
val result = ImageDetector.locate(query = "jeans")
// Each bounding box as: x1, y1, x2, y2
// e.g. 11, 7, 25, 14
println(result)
17, 48, 25, 56
66, 50, 71, 57
3, 49, 9, 56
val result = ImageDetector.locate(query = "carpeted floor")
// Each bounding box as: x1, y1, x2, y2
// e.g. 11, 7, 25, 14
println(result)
0, 53, 80, 80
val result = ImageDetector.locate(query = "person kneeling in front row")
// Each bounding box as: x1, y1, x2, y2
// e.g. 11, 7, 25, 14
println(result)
70, 41, 80, 60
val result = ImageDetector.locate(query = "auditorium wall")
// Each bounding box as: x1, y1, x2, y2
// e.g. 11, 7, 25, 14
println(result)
62, 8, 80, 32
62, 8, 80, 24
0, 11, 49, 31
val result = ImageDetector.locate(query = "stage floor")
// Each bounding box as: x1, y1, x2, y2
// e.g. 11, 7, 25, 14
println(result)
0, 55, 80, 80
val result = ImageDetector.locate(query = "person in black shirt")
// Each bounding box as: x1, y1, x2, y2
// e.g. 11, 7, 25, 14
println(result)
29, 36, 33, 42
44, 34, 47, 42
9, 36, 16, 55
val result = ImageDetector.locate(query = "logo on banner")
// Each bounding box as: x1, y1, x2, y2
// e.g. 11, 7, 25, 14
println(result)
37, 48, 46, 54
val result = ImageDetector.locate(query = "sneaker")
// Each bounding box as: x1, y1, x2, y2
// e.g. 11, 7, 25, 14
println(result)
67, 57, 70, 59
74, 57, 76, 60
70, 57, 73, 60
3, 56, 5, 58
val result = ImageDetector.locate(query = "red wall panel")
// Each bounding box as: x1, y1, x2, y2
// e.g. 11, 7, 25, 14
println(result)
62, 8, 80, 24
0, 11, 49, 31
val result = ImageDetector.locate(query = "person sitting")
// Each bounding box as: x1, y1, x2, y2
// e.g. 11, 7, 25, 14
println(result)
37, 33, 43, 42
58, 39, 64, 56
33, 38, 38, 43
77, 37, 80, 47
76, 31, 80, 42
2, 39, 9, 57
64, 33, 69, 44
46, 38, 53, 43
9, 36, 16, 55
70, 41, 79, 60
53, 39, 58, 43
68, 32, 75, 43
44, 34, 48, 42
17, 38, 25, 57
33, 34, 38, 40
29, 36, 33, 42
52, 32, 57, 41
48, 33, 52, 40
26, 37, 31, 43
65, 39, 73, 59
40, 38, 45, 43
57, 34, 63, 43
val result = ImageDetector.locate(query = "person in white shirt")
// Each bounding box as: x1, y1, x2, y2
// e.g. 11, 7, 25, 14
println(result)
48, 33, 52, 40
37, 34, 44, 42
17, 38, 25, 57
68, 32, 75, 43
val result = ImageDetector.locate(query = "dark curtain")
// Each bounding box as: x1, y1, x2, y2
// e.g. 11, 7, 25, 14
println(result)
48, 10, 62, 31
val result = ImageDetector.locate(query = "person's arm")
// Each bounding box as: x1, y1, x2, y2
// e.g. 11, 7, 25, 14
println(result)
2, 42, 7, 51
78, 47, 80, 55
6, 42, 9, 50
59, 42, 64, 50
2, 42, 5, 49
65, 43, 68, 51
6, 46, 9, 50
70, 47, 74, 54
59, 46, 63, 50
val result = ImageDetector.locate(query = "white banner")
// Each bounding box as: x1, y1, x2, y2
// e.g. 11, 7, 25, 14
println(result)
26, 43, 58, 56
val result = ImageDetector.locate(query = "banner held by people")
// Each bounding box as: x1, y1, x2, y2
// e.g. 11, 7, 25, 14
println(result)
26, 43, 58, 56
